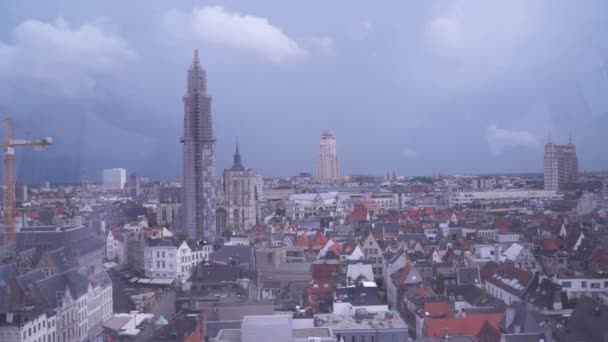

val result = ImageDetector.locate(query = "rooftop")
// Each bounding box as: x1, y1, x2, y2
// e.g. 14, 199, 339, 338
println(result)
314, 311, 407, 331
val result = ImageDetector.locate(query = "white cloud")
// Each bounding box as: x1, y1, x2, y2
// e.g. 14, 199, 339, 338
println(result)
401, 147, 417, 158
164, 6, 307, 63
0, 17, 135, 96
486, 124, 540, 155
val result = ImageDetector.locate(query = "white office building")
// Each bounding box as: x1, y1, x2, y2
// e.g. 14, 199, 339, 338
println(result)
316, 130, 341, 182
103, 168, 127, 190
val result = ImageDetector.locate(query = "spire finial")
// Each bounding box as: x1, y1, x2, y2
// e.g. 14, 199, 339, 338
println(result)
232, 136, 244, 170
193, 49, 200, 67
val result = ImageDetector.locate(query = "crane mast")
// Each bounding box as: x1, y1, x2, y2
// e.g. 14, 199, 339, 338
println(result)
2, 119, 52, 244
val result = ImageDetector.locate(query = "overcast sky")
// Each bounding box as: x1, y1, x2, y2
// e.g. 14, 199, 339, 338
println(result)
1, 0, 607, 182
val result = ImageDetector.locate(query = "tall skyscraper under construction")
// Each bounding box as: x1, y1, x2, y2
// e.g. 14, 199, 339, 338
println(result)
181, 50, 216, 241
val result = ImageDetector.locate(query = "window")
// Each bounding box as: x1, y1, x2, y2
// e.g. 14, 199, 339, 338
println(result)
157, 261, 160, 268
581, 281, 587, 288
162, 251, 165, 258
157, 251, 160, 258
562, 281, 571, 288
604, 281, 608, 288
591, 283, 600, 289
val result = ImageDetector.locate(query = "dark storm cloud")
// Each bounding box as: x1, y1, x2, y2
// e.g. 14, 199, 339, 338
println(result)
1, 0, 607, 182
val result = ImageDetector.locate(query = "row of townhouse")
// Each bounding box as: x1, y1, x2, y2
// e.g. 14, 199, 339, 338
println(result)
0, 264, 113, 342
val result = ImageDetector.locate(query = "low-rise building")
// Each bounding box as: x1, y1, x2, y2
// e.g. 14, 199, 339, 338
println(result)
314, 310, 408, 342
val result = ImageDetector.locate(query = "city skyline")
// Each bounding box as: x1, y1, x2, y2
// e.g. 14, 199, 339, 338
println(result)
1, 0, 608, 183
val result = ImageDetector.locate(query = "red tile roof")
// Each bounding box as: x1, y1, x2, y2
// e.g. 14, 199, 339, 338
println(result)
484, 263, 533, 296
397, 263, 414, 287
424, 313, 503, 338
591, 249, 608, 272
312, 232, 328, 247
349, 204, 369, 221
420, 301, 455, 318
330, 239, 343, 256
541, 239, 559, 251
296, 233, 311, 248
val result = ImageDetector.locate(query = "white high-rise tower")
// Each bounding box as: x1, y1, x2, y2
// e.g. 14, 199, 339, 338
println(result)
316, 129, 341, 182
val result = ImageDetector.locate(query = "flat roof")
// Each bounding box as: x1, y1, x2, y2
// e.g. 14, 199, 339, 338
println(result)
292, 327, 331, 338
314, 311, 407, 331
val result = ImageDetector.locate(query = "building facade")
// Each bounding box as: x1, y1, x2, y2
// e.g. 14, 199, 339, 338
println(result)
544, 141, 579, 191
129, 172, 140, 197
143, 237, 212, 281
102, 168, 126, 190
316, 129, 340, 182
157, 187, 182, 227
216, 144, 259, 233
182, 50, 216, 241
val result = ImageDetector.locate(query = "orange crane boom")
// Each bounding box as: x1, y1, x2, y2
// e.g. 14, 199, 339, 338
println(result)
2, 118, 52, 244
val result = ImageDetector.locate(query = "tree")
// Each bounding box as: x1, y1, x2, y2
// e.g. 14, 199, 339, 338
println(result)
435, 273, 445, 294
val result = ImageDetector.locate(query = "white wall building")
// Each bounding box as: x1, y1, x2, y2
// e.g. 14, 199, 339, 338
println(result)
316, 129, 340, 182
553, 276, 608, 299
449, 189, 560, 207
103, 168, 127, 190
143, 238, 212, 280
285, 192, 339, 220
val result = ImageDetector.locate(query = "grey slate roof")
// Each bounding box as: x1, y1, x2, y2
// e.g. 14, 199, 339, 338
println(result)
210, 245, 255, 269
0, 244, 16, 262
17, 225, 104, 260
0, 263, 19, 313
19, 247, 39, 268
47, 248, 74, 273
187, 265, 240, 284
36, 270, 89, 309
500, 302, 544, 335
562, 296, 608, 342
16, 270, 46, 295
456, 267, 481, 286
334, 285, 385, 307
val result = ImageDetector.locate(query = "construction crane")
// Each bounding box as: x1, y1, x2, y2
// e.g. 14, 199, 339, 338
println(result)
2, 118, 52, 244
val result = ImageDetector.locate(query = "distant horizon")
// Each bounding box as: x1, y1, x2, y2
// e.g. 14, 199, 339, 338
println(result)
19, 169, 608, 186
